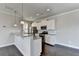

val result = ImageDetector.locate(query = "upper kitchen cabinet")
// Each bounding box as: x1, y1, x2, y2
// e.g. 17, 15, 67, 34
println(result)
32, 22, 40, 30
40, 19, 56, 30
46, 19, 55, 30
32, 19, 56, 30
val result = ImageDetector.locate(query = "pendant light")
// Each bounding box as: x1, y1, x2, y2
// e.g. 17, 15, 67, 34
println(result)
20, 3, 24, 25
13, 10, 18, 27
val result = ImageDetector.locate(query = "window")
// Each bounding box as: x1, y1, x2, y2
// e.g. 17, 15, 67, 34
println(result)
23, 22, 28, 34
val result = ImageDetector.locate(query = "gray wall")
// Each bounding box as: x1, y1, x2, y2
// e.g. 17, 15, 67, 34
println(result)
31, 9, 79, 49
0, 12, 20, 46
56, 10, 79, 48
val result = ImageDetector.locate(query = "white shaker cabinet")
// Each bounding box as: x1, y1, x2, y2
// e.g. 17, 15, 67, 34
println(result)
45, 35, 56, 45
31, 38, 42, 56
47, 20, 55, 30
14, 35, 42, 56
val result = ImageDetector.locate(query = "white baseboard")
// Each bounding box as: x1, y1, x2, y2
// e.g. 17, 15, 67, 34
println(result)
56, 43, 79, 49
0, 43, 14, 48
0, 43, 24, 56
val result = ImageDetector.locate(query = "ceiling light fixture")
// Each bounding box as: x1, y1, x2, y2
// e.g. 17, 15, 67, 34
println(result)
36, 13, 39, 16
14, 24, 17, 27
13, 10, 18, 27
20, 3, 24, 25
46, 9, 50, 11
20, 20, 24, 24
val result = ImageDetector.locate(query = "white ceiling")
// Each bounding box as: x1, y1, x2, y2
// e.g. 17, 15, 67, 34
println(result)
0, 3, 79, 21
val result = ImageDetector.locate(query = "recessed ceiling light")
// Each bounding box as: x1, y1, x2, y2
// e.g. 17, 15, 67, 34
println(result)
46, 9, 50, 11
36, 13, 39, 16
13, 24, 17, 27
20, 20, 24, 24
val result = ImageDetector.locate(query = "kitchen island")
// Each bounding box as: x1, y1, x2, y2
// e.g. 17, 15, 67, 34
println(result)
14, 35, 42, 56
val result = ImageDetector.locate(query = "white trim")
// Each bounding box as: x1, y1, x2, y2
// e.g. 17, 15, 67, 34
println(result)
47, 9, 79, 19
0, 6, 79, 20
0, 9, 20, 17
38, 8, 79, 21
1, 43, 24, 56
14, 44, 24, 56
56, 43, 79, 49
0, 43, 24, 55
0, 43, 14, 48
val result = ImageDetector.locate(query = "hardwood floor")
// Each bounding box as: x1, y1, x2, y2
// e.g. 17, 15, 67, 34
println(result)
0, 44, 79, 56
44, 44, 79, 56
0, 45, 23, 56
